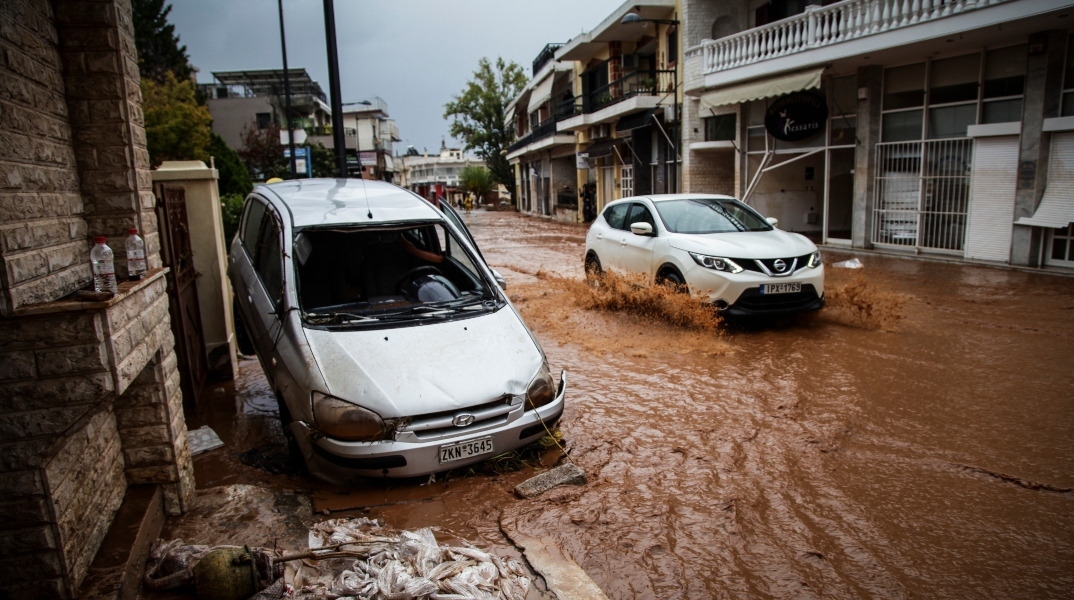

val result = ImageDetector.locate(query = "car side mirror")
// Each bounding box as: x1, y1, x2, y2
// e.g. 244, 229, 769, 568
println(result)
766, 217, 779, 227
630, 222, 653, 236
492, 269, 507, 290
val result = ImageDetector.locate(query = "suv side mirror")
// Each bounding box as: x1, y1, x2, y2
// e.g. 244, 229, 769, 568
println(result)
630, 222, 653, 236
766, 217, 779, 227
492, 269, 507, 290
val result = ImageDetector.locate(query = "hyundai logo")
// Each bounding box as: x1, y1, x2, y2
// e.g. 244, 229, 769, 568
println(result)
773, 259, 787, 272
452, 414, 476, 427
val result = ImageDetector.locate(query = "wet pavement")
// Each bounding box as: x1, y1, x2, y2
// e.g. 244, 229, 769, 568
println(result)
179, 209, 1074, 599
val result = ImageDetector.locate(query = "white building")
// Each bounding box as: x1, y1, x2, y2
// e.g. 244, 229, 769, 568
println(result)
396, 142, 484, 205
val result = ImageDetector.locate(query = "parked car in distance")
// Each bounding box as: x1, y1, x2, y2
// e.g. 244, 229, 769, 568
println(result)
584, 194, 824, 317
228, 178, 565, 483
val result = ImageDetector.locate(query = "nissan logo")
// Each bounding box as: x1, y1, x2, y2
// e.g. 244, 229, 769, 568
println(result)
452, 414, 476, 427
773, 259, 787, 272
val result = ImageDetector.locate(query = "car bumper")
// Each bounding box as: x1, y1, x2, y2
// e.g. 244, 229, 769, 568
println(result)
684, 263, 825, 314
295, 371, 567, 482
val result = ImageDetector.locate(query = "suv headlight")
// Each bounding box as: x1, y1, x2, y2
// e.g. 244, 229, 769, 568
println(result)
806, 250, 821, 269
312, 392, 393, 441
525, 362, 556, 410
689, 252, 744, 274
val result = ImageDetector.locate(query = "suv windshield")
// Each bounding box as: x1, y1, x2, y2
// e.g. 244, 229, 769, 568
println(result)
294, 221, 499, 326
654, 198, 773, 234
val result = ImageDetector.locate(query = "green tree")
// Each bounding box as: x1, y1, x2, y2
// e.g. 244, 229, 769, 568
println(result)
458, 165, 495, 201
239, 123, 288, 182
142, 72, 212, 167
209, 133, 252, 197
220, 193, 245, 243
132, 0, 194, 83
305, 142, 336, 178
444, 57, 527, 200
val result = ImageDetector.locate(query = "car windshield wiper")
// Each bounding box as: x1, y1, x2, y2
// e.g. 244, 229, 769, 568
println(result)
304, 311, 379, 324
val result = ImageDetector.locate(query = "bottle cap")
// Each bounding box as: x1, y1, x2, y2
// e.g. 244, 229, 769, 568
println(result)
128, 228, 138, 235
94, 236, 106, 244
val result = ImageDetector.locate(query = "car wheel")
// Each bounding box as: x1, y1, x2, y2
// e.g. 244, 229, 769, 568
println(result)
275, 391, 307, 475
233, 301, 255, 356
584, 253, 602, 280
657, 268, 688, 293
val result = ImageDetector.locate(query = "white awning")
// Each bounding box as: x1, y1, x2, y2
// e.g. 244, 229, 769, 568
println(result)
528, 75, 554, 114
699, 68, 824, 110
1015, 132, 1074, 228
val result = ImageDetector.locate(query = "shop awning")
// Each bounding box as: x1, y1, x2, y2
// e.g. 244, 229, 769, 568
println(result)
528, 75, 555, 113
699, 68, 824, 110
579, 138, 624, 158
616, 110, 654, 133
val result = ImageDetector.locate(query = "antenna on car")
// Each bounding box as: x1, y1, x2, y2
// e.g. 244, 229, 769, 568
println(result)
361, 178, 373, 219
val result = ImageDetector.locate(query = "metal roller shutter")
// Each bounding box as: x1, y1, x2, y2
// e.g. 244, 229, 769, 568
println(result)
1016, 133, 1074, 228
965, 136, 1019, 263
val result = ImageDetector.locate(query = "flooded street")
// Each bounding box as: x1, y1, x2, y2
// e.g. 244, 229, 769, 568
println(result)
184, 210, 1074, 599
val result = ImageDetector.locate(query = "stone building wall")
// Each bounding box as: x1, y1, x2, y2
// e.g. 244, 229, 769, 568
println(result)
0, 0, 194, 597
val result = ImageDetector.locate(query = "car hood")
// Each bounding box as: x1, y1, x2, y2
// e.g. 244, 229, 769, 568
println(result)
667, 229, 816, 258
302, 307, 542, 419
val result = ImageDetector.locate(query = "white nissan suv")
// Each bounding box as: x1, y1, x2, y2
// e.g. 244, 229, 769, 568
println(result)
584, 194, 824, 317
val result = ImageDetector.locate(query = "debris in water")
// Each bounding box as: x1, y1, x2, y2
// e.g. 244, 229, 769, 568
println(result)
514, 463, 587, 499
832, 257, 864, 269
188, 426, 225, 456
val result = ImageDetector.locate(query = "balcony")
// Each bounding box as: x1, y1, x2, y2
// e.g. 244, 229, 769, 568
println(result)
533, 43, 565, 76
556, 70, 676, 132
687, 0, 1042, 87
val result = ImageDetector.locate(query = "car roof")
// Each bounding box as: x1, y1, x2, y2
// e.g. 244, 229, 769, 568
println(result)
605, 193, 740, 206
256, 178, 441, 227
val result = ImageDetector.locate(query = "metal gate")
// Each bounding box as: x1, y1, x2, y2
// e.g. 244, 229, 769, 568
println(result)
873, 138, 973, 253
155, 184, 207, 410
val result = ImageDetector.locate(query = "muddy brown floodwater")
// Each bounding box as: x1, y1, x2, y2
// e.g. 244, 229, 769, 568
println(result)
183, 210, 1074, 600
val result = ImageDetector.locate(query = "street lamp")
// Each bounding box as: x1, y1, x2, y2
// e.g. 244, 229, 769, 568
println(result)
620, 12, 679, 26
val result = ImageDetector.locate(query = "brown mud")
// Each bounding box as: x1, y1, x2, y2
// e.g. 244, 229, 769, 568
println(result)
183, 211, 1074, 599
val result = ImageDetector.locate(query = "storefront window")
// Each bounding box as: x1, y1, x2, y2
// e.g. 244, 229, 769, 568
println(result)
928, 104, 977, 139
929, 54, 980, 105
831, 116, 856, 146
882, 110, 923, 142
830, 75, 857, 117
884, 63, 926, 110
704, 114, 736, 141
982, 99, 1023, 124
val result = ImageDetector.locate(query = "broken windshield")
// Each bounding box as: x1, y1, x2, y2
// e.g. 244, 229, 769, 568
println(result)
293, 222, 500, 326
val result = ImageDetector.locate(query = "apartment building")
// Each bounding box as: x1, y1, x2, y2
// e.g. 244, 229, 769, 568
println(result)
322, 97, 401, 181
682, 0, 1074, 267
397, 143, 484, 204
507, 0, 684, 222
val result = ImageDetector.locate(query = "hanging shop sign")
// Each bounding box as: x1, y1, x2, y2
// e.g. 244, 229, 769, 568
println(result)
764, 91, 828, 142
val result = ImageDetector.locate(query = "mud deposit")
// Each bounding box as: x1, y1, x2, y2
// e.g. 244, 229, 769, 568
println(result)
186, 211, 1074, 599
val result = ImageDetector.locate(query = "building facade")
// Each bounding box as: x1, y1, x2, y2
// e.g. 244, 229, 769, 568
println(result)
397, 144, 484, 205
682, 0, 1074, 267
0, 0, 194, 596
507, 0, 684, 222
330, 97, 400, 181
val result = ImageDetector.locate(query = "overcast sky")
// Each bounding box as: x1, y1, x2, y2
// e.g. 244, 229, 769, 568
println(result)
169, 0, 624, 154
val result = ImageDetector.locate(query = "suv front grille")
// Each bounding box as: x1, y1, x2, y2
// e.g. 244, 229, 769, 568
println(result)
731, 253, 814, 276
400, 395, 519, 440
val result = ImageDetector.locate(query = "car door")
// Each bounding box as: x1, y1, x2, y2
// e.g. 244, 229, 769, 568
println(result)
620, 202, 657, 276
230, 198, 267, 345
594, 202, 630, 270
240, 199, 285, 364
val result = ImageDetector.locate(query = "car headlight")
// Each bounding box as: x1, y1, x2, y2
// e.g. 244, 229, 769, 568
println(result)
312, 392, 393, 441
525, 362, 556, 410
806, 250, 821, 269
689, 252, 744, 274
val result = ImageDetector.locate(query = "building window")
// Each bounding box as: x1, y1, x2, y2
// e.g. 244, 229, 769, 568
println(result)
704, 114, 736, 141
621, 165, 634, 198
1048, 223, 1074, 265
1062, 34, 1074, 117
256, 112, 272, 129
666, 26, 678, 67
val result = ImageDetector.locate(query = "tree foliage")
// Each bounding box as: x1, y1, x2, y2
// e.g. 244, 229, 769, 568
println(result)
142, 73, 212, 167
220, 193, 245, 243
305, 142, 336, 178
132, 0, 194, 83
239, 124, 289, 182
209, 133, 252, 197
458, 165, 495, 199
444, 58, 527, 197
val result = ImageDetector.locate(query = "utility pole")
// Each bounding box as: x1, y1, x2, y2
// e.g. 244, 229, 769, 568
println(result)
277, 0, 297, 178
323, 0, 348, 178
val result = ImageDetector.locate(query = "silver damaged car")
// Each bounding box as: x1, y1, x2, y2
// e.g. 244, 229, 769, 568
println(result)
228, 179, 566, 483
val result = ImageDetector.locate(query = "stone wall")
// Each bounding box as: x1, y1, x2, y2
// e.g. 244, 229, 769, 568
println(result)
0, 0, 194, 596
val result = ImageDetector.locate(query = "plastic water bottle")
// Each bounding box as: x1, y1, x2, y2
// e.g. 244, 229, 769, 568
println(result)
90, 237, 118, 294
125, 228, 146, 281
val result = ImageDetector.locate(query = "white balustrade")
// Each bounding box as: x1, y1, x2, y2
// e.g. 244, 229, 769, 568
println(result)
690, 0, 1012, 75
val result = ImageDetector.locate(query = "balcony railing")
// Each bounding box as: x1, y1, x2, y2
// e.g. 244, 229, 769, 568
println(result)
691, 0, 1012, 75
566, 70, 677, 116
533, 43, 565, 76
508, 117, 562, 153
